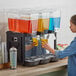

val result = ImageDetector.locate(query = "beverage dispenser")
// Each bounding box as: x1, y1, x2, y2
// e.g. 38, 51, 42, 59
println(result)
6, 9, 58, 66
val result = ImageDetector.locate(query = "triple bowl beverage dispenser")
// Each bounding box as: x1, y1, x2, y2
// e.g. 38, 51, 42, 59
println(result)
6, 9, 59, 66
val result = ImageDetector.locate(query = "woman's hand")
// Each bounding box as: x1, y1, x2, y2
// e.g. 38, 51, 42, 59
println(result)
33, 42, 37, 46
41, 41, 51, 51
41, 41, 55, 54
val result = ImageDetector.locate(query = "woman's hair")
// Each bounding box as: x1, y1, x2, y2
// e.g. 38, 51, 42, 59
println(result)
70, 15, 76, 25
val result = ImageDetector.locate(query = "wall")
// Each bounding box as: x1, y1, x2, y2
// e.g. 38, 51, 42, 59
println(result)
0, 0, 76, 44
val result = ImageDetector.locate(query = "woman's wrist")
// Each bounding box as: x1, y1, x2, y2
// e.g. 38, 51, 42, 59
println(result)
48, 47, 55, 54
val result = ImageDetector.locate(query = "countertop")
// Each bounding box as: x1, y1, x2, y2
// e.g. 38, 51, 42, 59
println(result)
0, 59, 68, 76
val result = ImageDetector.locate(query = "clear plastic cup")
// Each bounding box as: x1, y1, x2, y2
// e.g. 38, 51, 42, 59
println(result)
41, 34, 48, 45
32, 37, 38, 46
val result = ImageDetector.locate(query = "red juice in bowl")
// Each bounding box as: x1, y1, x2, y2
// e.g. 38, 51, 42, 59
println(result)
28, 20, 32, 34
8, 18, 16, 31
8, 10, 19, 32
15, 19, 29, 33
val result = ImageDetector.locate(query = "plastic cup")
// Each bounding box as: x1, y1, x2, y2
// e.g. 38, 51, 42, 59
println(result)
41, 39, 48, 45
32, 37, 38, 46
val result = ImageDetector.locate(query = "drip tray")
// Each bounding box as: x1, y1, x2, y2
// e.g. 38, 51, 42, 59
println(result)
24, 53, 58, 66
40, 53, 55, 64
24, 56, 42, 66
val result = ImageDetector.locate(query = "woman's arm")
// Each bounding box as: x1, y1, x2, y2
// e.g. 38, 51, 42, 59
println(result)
42, 43, 55, 54
42, 40, 76, 59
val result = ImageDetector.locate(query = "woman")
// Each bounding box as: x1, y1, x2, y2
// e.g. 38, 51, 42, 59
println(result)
42, 15, 76, 76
